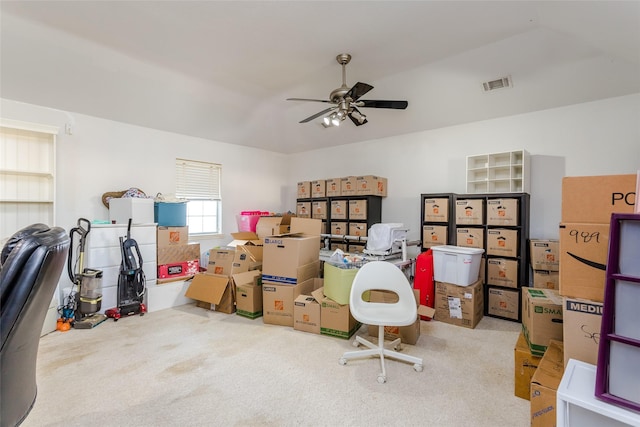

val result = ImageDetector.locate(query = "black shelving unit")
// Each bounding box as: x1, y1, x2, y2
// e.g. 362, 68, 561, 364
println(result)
297, 195, 382, 253
420, 192, 530, 322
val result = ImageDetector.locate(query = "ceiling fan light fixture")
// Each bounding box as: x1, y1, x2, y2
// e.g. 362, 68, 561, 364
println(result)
352, 110, 366, 124
323, 116, 331, 126
331, 114, 341, 127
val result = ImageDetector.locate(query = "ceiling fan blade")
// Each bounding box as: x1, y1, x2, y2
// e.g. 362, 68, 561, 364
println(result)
358, 100, 408, 109
346, 82, 374, 101
287, 98, 332, 103
299, 107, 336, 123
348, 107, 368, 126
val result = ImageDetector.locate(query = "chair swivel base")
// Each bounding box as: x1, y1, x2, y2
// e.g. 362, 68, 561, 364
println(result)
339, 326, 423, 383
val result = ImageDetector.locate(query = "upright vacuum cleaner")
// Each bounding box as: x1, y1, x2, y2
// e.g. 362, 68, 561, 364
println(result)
65, 218, 107, 329
105, 218, 147, 320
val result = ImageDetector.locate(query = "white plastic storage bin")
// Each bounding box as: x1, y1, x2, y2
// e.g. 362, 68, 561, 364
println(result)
431, 245, 484, 286
109, 198, 154, 224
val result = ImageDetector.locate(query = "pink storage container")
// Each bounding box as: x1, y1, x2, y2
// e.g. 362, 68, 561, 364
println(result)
237, 211, 270, 232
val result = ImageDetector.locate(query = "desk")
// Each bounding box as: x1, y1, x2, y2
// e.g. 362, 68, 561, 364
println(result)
557, 359, 640, 427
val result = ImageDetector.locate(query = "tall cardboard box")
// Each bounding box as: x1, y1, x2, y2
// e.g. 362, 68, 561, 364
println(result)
562, 297, 602, 367
293, 284, 324, 334
558, 222, 609, 302
561, 174, 637, 223
233, 270, 263, 319
521, 288, 563, 356
530, 340, 564, 427
262, 235, 320, 285
320, 295, 360, 339
433, 279, 483, 329
514, 332, 542, 400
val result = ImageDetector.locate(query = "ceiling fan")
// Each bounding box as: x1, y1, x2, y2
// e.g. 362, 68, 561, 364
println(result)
287, 53, 408, 127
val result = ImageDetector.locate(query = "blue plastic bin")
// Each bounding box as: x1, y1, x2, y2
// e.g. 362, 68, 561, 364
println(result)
154, 202, 187, 227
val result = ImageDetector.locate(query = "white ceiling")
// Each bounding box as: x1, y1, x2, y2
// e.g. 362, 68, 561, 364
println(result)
1, 1, 639, 154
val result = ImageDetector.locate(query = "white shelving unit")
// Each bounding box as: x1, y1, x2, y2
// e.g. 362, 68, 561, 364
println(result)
466, 150, 530, 193
0, 120, 58, 238
557, 359, 640, 427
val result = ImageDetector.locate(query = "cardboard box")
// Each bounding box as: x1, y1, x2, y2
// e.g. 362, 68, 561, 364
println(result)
532, 270, 559, 290
514, 332, 542, 400
296, 202, 311, 218
234, 270, 263, 319
348, 199, 368, 220
319, 295, 359, 339
157, 226, 189, 248
522, 288, 563, 357
157, 242, 201, 265
158, 259, 199, 280
340, 176, 358, 196
422, 225, 448, 248
262, 233, 320, 284
366, 289, 421, 345
486, 228, 518, 258
562, 297, 602, 367
433, 279, 483, 329
559, 222, 609, 302
330, 221, 347, 236
262, 277, 321, 326
530, 239, 559, 271
325, 178, 341, 197
349, 223, 367, 237
423, 198, 449, 222
486, 258, 519, 288
297, 181, 311, 199
207, 248, 236, 276
356, 175, 387, 196
455, 227, 484, 249
530, 340, 564, 427
255, 215, 292, 239
311, 201, 327, 220
293, 285, 324, 334
311, 180, 326, 198
486, 198, 519, 226
228, 231, 263, 260
487, 287, 520, 320
455, 199, 484, 225
185, 273, 235, 314
330, 200, 347, 220
109, 197, 155, 225
561, 174, 637, 223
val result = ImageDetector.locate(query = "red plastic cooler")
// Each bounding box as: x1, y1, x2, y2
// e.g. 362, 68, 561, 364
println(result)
414, 249, 435, 320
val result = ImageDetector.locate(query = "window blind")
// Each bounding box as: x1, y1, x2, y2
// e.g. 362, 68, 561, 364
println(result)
175, 158, 221, 200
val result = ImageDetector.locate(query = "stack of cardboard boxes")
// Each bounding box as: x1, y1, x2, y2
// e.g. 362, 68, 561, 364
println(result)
157, 226, 200, 283
520, 173, 637, 426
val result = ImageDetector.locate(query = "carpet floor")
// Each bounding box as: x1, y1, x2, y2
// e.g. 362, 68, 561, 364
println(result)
23, 303, 529, 427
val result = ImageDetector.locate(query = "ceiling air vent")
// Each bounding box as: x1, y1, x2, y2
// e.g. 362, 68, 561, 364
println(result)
482, 76, 512, 92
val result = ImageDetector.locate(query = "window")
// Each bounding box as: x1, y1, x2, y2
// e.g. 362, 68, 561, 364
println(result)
175, 158, 222, 235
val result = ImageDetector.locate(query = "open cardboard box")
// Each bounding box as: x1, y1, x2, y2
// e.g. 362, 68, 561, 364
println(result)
185, 273, 236, 314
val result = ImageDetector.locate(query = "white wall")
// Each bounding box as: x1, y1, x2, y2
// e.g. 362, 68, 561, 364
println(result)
286, 94, 640, 249
3, 93, 639, 253
1, 99, 289, 254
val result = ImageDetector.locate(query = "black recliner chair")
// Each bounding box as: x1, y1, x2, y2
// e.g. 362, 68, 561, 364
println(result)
0, 224, 70, 427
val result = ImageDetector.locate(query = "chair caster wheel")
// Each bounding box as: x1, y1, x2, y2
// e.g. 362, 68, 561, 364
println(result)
394, 344, 402, 351
352, 340, 360, 348
339, 358, 347, 366
377, 374, 386, 384
414, 364, 423, 372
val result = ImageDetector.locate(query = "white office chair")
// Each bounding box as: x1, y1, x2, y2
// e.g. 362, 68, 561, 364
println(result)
339, 261, 423, 383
